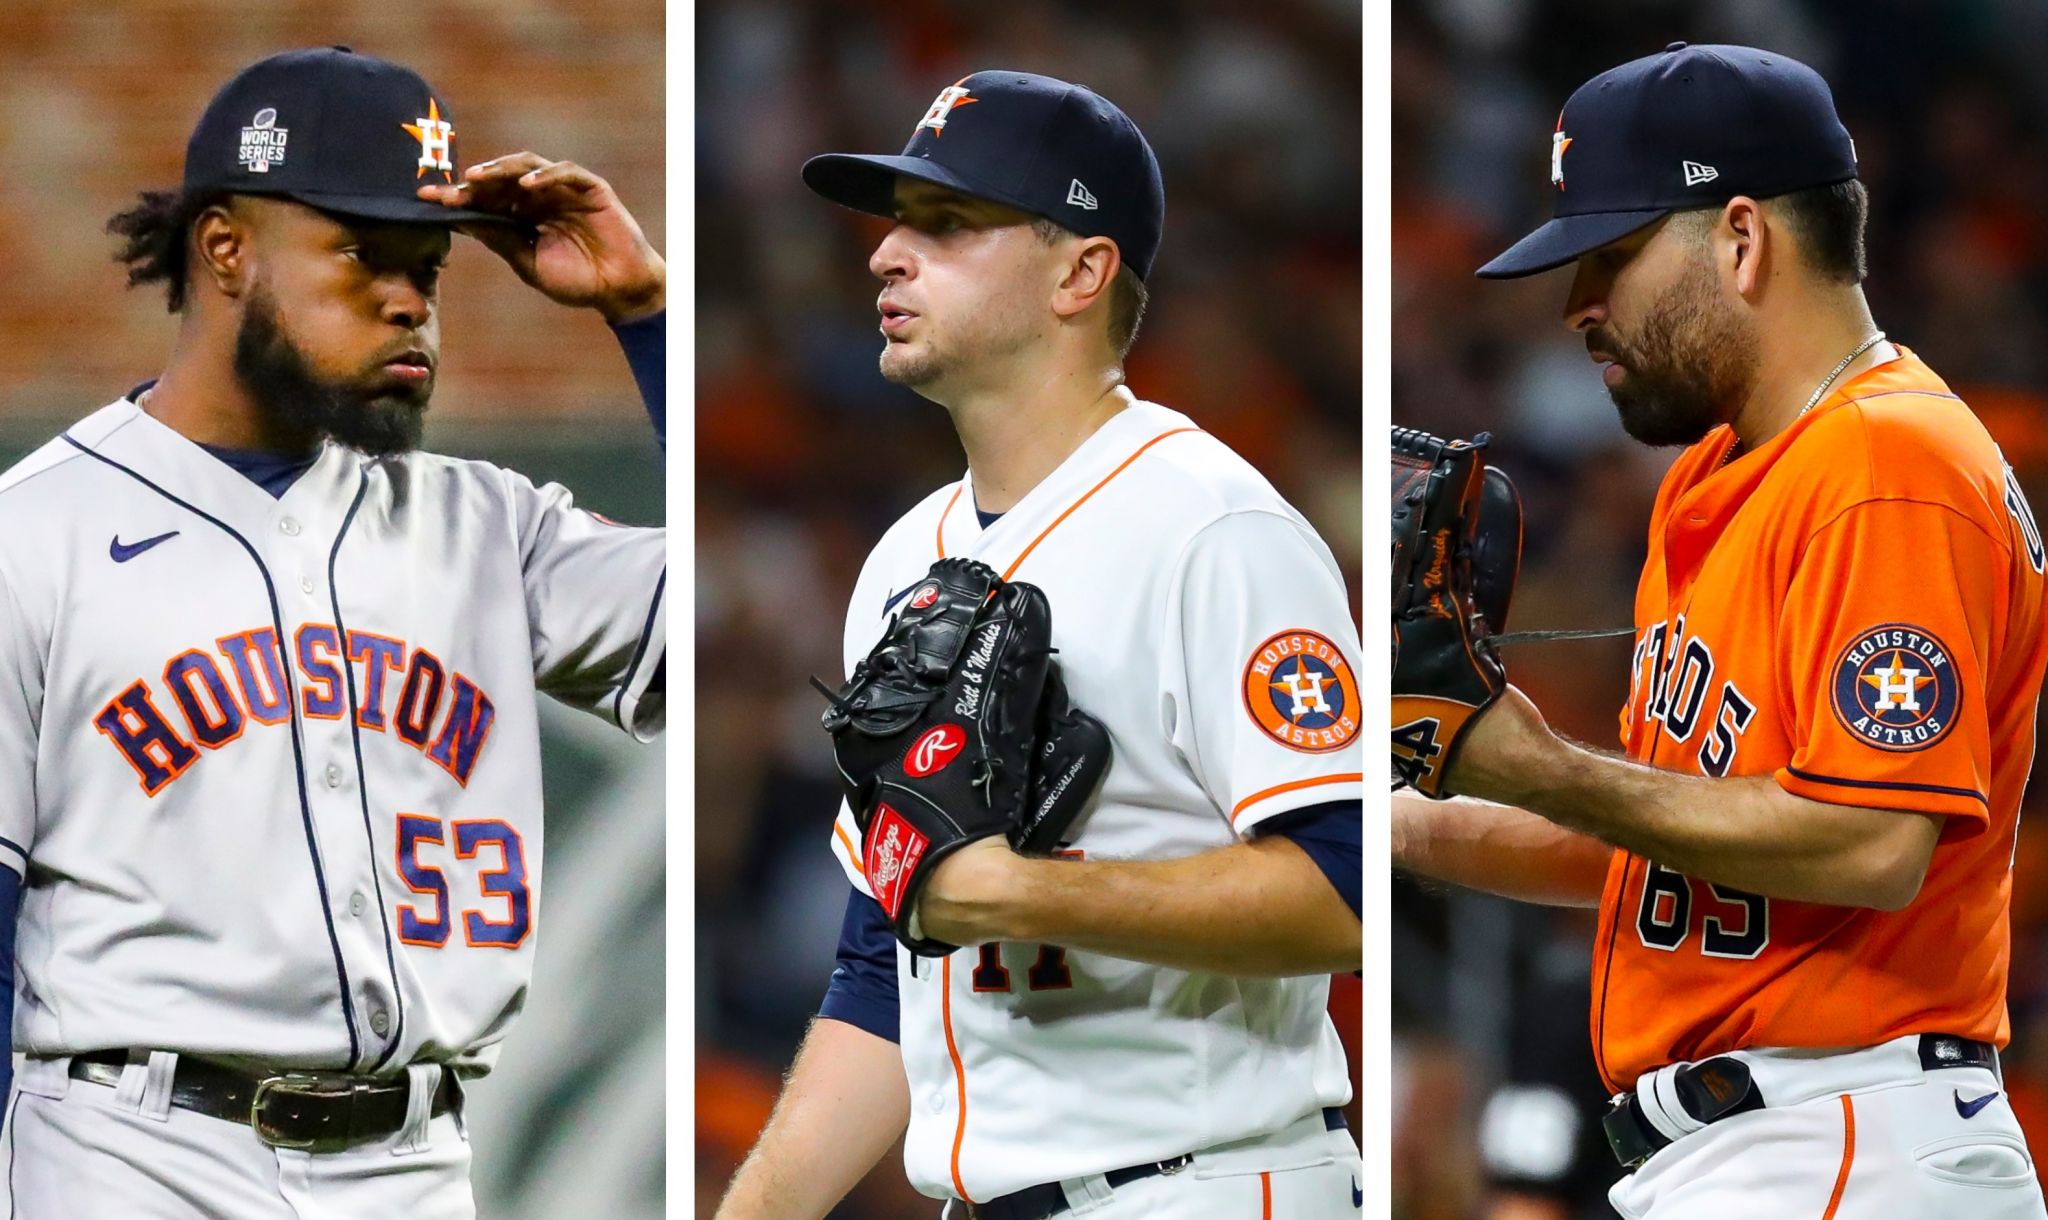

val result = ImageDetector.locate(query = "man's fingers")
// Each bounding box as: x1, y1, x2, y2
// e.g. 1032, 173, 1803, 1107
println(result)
516, 161, 604, 194
462, 151, 551, 182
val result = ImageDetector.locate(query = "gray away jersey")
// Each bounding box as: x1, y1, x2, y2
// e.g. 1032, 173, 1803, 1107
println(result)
0, 399, 665, 1076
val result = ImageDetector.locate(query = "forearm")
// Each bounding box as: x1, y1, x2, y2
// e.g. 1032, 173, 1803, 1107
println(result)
921, 836, 1360, 976
1466, 727, 1934, 908
1391, 791, 1610, 907
715, 1016, 910, 1220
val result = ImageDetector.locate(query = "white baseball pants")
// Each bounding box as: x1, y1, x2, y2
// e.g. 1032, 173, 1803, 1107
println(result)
3, 1053, 475, 1219
941, 1113, 1362, 1219
1610, 1034, 2046, 1219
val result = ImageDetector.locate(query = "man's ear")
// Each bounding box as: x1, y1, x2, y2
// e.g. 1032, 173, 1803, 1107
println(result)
1720, 195, 1767, 299
1051, 236, 1120, 323
191, 201, 253, 300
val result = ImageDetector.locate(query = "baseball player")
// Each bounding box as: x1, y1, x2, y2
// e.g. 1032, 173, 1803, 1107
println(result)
715, 71, 1364, 1219
0, 48, 665, 1217
1394, 44, 2048, 1217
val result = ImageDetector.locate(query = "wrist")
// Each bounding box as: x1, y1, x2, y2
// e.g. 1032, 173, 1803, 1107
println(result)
916, 840, 1032, 944
602, 284, 666, 326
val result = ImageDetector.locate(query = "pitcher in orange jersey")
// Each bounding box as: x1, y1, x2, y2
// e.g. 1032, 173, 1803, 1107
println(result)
1395, 44, 2048, 1218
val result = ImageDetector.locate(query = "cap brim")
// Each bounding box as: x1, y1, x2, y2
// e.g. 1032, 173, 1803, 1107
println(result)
282, 189, 515, 227
1475, 209, 1669, 279
800, 153, 1040, 222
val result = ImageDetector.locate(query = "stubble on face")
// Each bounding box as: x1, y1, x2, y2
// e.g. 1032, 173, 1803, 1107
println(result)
1592, 249, 1759, 448
232, 280, 430, 456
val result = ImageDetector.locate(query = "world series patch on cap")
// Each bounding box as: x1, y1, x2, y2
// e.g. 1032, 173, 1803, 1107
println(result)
801, 70, 1166, 281
182, 46, 506, 226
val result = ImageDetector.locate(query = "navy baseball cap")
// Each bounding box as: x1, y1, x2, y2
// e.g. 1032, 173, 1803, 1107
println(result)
802, 71, 1166, 281
1477, 43, 1858, 279
182, 46, 504, 225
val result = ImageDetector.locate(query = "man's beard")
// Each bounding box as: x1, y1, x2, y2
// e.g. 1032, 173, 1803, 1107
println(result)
233, 287, 429, 457
1595, 257, 1757, 448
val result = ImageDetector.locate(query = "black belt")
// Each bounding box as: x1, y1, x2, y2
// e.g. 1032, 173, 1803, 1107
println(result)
1603, 1033, 1996, 1170
960, 1107, 1347, 1220
67, 1050, 459, 1153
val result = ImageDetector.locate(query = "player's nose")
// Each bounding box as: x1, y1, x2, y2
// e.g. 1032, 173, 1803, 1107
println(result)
380, 279, 433, 330
869, 226, 916, 281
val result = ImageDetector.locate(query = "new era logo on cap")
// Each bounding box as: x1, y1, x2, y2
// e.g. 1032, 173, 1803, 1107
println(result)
1683, 160, 1719, 186
1066, 178, 1098, 210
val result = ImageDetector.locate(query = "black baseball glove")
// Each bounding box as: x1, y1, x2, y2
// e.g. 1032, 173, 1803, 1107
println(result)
814, 558, 1109, 954
1390, 427, 1522, 797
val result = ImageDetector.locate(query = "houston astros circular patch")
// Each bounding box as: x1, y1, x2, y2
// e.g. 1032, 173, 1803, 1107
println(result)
1242, 630, 1359, 754
1830, 624, 1961, 752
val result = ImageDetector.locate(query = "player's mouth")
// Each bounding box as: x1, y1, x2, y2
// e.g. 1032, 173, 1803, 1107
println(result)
879, 301, 919, 336
1588, 346, 1624, 386
383, 350, 434, 382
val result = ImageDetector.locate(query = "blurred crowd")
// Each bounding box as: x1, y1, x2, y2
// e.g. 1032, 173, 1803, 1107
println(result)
693, 0, 1362, 1211
1393, 1, 2048, 1216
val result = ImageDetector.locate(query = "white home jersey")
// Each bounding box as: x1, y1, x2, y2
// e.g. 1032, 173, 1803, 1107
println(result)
829, 399, 1361, 1203
0, 397, 665, 1077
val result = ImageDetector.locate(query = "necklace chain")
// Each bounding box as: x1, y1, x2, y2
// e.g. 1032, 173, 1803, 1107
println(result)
1724, 330, 1887, 466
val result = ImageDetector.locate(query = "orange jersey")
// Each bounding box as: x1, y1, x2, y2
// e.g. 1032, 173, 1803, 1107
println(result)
1590, 347, 2048, 1093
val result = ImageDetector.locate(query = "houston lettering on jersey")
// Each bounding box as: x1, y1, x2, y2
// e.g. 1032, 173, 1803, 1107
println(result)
93, 623, 495, 795
1626, 615, 1759, 778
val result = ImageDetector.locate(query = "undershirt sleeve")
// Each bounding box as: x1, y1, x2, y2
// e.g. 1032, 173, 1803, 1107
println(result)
1257, 799, 1362, 917
817, 887, 900, 1043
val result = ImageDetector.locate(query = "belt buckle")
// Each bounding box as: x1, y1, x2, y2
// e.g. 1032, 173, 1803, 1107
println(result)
250, 1073, 363, 1153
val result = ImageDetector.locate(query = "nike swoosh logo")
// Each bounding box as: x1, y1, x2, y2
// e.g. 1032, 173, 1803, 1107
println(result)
1956, 1089, 2000, 1119
1352, 1178, 1363, 1207
881, 586, 914, 614
110, 531, 179, 563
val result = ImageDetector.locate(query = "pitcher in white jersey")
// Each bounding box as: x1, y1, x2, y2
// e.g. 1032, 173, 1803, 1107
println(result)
0, 48, 666, 1218
716, 70, 1363, 1220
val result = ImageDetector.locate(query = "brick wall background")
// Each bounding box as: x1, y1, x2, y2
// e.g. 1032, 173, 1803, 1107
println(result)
0, 0, 665, 433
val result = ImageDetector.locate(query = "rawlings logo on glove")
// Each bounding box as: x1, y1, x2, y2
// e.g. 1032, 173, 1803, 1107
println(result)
814, 558, 1111, 954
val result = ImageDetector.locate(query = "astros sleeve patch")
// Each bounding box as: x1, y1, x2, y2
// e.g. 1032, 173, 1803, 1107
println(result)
1164, 511, 1363, 834
1240, 629, 1359, 755
1778, 501, 1999, 823
1827, 624, 1961, 753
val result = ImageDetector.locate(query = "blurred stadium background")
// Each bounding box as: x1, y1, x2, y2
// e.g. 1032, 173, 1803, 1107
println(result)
1394, 1, 2048, 1216
694, 0, 1361, 1213
0, 4, 664, 1218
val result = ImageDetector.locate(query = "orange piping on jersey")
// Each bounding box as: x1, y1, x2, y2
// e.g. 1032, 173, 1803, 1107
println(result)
1000, 428, 1202, 579
936, 484, 966, 558
833, 821, 861, 867
1258, 1171, 1272, 1217
941, 955, 974, 1202
1229, 774, 1363, 823
1822, 1095, 1855, 1219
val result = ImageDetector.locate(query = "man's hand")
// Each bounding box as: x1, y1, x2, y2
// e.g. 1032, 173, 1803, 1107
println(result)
419, 153, 666, 323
